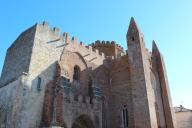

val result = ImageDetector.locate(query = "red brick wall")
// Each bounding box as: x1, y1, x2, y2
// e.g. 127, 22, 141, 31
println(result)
41, 63, 64, 126
55, 87, 64, 125
41, 81, 54, 126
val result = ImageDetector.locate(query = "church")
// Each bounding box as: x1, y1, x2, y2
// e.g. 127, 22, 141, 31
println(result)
0, 17, 177, 128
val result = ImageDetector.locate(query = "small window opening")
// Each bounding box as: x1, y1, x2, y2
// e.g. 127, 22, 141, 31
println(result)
37, 77, 42, 92
73, 65, 80, 82
131, 37, 135, 41
121, 105, 128, 128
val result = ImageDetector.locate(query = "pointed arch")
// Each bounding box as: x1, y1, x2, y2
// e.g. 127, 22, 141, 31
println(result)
73, 65, 81, 81
71, 115, 95, 128
73, 52, 88, 68
60, 50, 88, 68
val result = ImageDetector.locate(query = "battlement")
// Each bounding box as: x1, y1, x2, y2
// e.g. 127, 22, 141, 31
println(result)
92, 40, 124, 51
63, 93, 100, 105
37, 21, 106, 61
91, 40, 125, 58
69, 37, 106, 60
38, 21, 129, 60
38, 21, 62, 38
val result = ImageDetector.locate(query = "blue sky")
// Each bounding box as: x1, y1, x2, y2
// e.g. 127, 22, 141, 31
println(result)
0, 0, 192, 108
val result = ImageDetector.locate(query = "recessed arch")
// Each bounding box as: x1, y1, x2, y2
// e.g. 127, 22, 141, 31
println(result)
71, 115, 95, 128
60, 51, 88, 68
61, 122, 68, 128
59, 51, 88, 83
73, 52, 88, 68
73, 65, 81, 81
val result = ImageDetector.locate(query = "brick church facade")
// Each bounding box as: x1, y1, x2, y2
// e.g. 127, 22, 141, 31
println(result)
0, 18, 177, 128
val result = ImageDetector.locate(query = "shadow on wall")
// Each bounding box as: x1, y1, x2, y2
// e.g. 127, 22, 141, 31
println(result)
0, 51, 129, 128
0, 53, 110, 128
71, 115, 95, 128
33, 60, 107, 128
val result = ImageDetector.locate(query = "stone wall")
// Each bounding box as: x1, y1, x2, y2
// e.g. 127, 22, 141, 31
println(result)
176, 111, 192, 128
62, 93, 102, 128
0, 25, 36, 86
0, 75, 27, 128
92, 40, 125, 58
152, 41, 177, 128
107, 55, 133, 128
0, 19, 177, 128
127, 17, 158, 128
0, 21, 106, 128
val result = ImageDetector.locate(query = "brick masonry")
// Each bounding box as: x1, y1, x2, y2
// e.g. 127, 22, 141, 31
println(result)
0, 18, 177, 128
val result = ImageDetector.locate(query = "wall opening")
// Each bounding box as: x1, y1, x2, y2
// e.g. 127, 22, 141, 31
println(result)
71, 115, 95, 128
73, 65, 81, 82
131, 37, 135, 41
121, 105, 128, 128
37, 76, 42, 92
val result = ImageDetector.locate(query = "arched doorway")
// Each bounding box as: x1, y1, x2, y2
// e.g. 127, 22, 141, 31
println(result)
71, 115, 95, 128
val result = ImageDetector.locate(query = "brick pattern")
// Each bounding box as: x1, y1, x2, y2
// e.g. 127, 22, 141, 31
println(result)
92, 40, 125, 59
55, 87, 64, 125
152, 42, 177, 128
41, 81, 54, 126
127, 17, 158, 128
41, 63, 64, 127
0, 18, 177, 128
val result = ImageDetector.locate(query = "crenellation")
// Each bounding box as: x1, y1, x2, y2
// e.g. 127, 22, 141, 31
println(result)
111, 41, 115, 44
95, 40, 101, 45
106, 41, 110, 44
71, 36, 78, 45
63, 93, 99, 105
42, 21, 49, 27
91, 40, 124, 49
63, 32, 70, 44
80, 41, 85, 46
102, 40, 106, 44
91, 40, 125, 58
106, 40, 110, 45
53, 27, 60, 35
87, 45, 93, 51
0, 18, 176, 128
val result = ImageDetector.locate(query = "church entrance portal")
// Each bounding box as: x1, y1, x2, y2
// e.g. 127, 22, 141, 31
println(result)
71, 115, 95, 128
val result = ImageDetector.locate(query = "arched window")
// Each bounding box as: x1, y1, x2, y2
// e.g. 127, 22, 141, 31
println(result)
73, 65, 80, 81
121, 105, 128, 128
